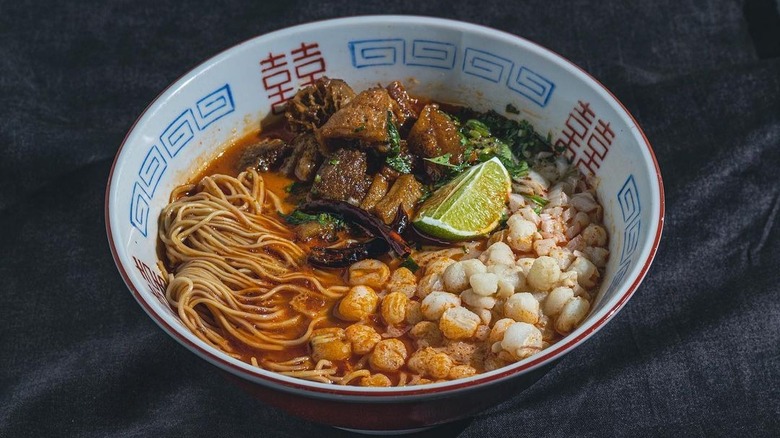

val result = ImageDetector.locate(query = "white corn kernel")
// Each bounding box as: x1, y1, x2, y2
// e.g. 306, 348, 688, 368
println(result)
337, 285, 379, 321
460, 259, 487, 277
500, 322, 543, 360
474, 308, 492, 325
416, 272, 444, 299
381, 291, 409, 325
469, 272, 499, 296
555, 296, 590, 334
442, 262, 469, 293
533, 238, 557, 257
311, 328, 352, 361
504, 292, 540, 324
515, 257, 536, 275
460, 288, 497, 309
568, 256, 598, 288
543, 286, 574, 317
344, 324, 381, 355
369, 339, 407, 372
386, 267, 417, 298
348, 259, 390, 288
488, 318, 516, 346
527, 256, 561, 291
425, 257, 456, 276
507, 215, 537, 252
581, 224, 608, 247
439, 307, 481, 340
482, 242, 515, 266
420, 291, 461, 320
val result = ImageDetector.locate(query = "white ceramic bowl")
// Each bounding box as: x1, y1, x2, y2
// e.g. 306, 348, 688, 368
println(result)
106, 16, 664, 432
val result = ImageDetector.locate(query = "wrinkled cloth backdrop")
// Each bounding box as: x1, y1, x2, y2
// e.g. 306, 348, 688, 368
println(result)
2, 0, 779, 436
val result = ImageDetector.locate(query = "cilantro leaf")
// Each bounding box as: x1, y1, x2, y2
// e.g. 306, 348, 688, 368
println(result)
385, 111, 412, 173
386, 155, 412, 173
423, 153, 457, 168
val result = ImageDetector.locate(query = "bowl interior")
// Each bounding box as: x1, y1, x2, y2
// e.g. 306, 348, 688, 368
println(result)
107, 16, 662, 394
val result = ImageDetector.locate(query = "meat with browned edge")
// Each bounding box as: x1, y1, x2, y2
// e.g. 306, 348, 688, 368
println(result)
359, 173, 390, 212
385, 81, 419, 130
285, 77, 356, 133
317, 88, 396, 153
373, 174, 423, 224
237, 138, 290, 172
407, 104, 464, 182
310, 148, 371, 205
279, 133, 323, 182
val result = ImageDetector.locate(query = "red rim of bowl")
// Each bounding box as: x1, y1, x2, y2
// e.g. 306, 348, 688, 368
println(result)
105, 16, 665, 399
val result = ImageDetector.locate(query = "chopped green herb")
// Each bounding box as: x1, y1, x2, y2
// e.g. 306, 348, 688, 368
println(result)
387, 111, 400, 148
329, 158, 340, 165
423, 153, 457, 168
533, 205, 543, 214
314, 174, 322, 184
460, 118, 528, 179
524, 194, 549, 208
279, 210, 346, 230
386, 155, 412, 173
385, 111, 412, 173
354, 124, 366, 133
505, 103, 520, 114
463, 119, 492, 138
399, 256, 420, 273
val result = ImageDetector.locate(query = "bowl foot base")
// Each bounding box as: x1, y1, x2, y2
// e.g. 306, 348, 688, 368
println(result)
335, 426, 434, 435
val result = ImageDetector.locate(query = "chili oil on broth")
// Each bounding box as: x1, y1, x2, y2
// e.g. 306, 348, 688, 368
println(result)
158, 78, 609, 387
161, 125, 427, 386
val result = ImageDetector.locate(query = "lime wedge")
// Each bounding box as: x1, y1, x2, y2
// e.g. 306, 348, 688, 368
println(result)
413, 157, 511, 240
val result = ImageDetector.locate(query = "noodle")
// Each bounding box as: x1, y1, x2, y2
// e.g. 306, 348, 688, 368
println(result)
159, 169, 350, 381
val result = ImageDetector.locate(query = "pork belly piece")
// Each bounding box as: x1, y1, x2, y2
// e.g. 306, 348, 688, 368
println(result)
359, 173, 390, 212
374, 174, 423, 225
317, 88, 396, 153
407, 104, 464, 182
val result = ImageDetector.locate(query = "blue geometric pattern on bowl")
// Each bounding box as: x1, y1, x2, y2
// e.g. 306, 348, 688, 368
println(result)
349, 38, 555, 107
349, 39, 405, 68
606, 175, 642, 296
130, 84, 235, 237
462, 48, 513, 83
407, 40, 457, 70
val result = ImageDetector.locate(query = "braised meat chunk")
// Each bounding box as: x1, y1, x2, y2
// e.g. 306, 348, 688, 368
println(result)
280, 133, 323, 182
359, 173, 390, 212
311, 148, 371, 205
285, 77, 356, 133
317, 88, 396, 153
407, 105, 464, 182
237, 138, 290, 172
374, 174, 423, 224
386, 81, 419, 130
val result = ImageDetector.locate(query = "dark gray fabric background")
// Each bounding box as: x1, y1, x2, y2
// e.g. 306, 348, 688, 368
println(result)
2, 0, 779, 436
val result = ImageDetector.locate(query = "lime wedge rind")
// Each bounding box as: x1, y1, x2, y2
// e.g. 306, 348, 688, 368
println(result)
412, 157, 511, 240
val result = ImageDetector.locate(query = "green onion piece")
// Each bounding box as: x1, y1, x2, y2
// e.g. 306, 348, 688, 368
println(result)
399, 256, 420, 273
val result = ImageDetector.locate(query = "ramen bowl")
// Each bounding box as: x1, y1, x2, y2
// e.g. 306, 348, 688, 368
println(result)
106, 16, 664, 432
